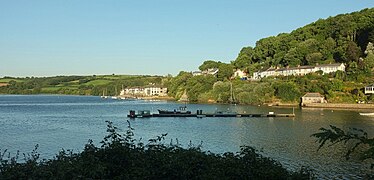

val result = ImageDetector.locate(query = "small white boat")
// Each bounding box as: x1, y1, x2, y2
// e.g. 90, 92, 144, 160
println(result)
359, 112, 374, 116
101, 89, 108, 99
111, 96, 119, 100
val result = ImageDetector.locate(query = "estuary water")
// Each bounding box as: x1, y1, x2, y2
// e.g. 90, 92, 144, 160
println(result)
0, 95, 373, 179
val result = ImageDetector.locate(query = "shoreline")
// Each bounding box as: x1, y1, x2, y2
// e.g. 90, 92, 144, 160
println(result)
300, 103, 374, 110
2, 93, 374, 111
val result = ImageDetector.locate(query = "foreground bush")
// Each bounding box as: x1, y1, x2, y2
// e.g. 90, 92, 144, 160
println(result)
0, 121, 311, 179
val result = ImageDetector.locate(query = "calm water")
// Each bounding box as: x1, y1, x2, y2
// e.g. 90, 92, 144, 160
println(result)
1, 95, 374, 179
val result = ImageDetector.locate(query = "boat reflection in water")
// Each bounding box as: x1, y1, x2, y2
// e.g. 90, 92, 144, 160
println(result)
359, 112, 374, 116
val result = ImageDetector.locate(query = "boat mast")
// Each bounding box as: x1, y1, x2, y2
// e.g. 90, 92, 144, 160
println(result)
229, 81, 236, 104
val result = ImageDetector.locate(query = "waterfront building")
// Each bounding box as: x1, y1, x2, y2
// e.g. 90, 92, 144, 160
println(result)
144, 86, 168, 96
120, 87, 144, 96
301, 92, 327, 106
252, 63, 346, 80
121, 86, 167, 97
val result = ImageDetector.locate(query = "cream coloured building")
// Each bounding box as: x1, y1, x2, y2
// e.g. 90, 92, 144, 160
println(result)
233, 69, 248, 79
144, 87, 168, 96
253, 63, 345, 80
301, 93, 327, 106
120, 86, 167, 96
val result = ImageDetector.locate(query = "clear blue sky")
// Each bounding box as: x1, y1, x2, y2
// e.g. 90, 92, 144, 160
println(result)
1, 0, 374, 77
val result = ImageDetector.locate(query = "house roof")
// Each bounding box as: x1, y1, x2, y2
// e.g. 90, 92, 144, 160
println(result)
316, 63, 344, 68
277, 66, 314, 71
303, 92, 324, 98
144, 86, 166, 88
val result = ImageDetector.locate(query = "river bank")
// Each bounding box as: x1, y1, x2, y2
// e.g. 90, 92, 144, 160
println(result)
263, 101, 374, 111
301, 103, 374, 110
111, 95, 374, 111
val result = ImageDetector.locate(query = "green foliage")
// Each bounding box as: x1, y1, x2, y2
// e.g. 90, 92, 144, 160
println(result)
186, 75, 216, 102
0, 75, 165, 96
167, 71, 193, 98
199, 60, 220, 71
274, 82, 301, 102
232, 46, 254, 69
0, 78, 24, 83
232, 8, 374, 71
235, 82, 274, 104
346, 41, 362, 63
217, 63, 234, 81
212, 81, 231, 103
365, 54, 374, 70
0, 121, 311, 179
83, 79, 112, 86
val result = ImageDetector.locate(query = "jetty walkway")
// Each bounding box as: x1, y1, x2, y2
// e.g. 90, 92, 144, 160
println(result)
127, 110, 295, 118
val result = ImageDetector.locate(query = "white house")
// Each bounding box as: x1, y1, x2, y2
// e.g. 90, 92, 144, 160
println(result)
365, 84, 374, 94
144, 87, 168, 96
192, 68, 219, 76
252, 63, 345, 80
192, 71, 202, 76
233, 69, 248, 79
204, 68, 219, 76
121, 86, 167, 97
301, 92, 327, 106
120, 87, 144, 96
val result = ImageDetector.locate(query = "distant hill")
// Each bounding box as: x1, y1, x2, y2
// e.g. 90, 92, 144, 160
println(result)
233, 8, 374, 74
0, 75, 165, 96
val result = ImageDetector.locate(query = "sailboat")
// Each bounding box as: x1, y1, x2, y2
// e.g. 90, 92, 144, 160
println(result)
228, 81, 237, 104
101, 89, 108, 99
111, 86, 119, 99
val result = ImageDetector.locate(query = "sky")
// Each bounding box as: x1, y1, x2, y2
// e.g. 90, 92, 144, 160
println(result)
1, 0, 374, 77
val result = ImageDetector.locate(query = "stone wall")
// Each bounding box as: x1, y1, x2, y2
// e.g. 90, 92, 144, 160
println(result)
303, 103, 374, 109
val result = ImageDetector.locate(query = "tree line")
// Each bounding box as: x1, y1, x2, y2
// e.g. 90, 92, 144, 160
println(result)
0, 75, 165, 96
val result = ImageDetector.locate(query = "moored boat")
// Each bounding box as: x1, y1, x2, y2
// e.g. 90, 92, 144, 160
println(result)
128, 110, 151, 118
158, 106, 191, 114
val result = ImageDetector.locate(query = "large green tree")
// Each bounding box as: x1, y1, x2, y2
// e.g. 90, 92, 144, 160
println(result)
199, 60, 220, 71
217, 63, 234, 81
232, 47, 254, 69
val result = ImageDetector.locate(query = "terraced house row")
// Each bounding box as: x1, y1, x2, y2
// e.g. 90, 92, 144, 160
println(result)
252, 63, 346, 80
